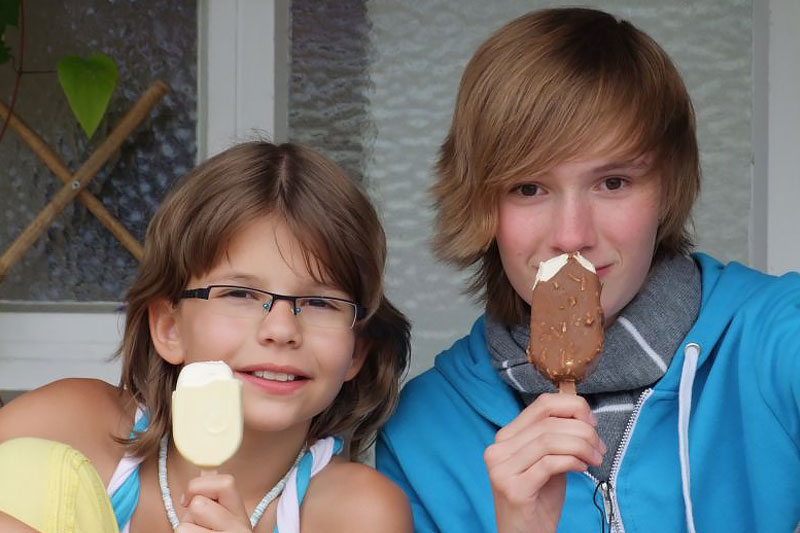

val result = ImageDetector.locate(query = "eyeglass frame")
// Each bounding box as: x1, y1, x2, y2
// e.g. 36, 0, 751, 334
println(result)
179, 284, 367, 329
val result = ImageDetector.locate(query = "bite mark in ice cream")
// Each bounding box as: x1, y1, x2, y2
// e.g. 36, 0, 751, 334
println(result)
172, 361, 243, 468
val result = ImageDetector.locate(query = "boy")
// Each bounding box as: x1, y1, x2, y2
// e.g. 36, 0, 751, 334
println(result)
377, 7, 800, 533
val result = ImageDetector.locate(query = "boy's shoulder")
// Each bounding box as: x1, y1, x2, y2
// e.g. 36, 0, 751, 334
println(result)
0, 378, 135, 481
301, 457, 412, 533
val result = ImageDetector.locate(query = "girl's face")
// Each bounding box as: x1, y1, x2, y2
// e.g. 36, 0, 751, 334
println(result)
152, 214, 364, 435
495, 149, 662, 326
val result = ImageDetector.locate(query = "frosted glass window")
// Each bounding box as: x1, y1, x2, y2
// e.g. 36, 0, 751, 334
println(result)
0, 0, 196, 302
290, 1, 753, 376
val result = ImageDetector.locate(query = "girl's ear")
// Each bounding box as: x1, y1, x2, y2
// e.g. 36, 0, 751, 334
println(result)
149, 298, 185, 365
343, 338, 368, 382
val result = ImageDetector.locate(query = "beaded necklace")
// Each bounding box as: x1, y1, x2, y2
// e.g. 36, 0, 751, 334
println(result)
158, 434, 306, 529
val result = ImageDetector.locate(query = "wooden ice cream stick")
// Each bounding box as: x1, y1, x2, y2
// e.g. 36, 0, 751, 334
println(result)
0, 81, 168, 282
558, 381, 577, 395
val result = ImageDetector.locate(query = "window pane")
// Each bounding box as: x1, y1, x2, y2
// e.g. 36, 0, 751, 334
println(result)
289, 0, 753, 377
0, 0, 196, 302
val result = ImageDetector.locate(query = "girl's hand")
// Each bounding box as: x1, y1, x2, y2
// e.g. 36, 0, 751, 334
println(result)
176, 474, 253, 533
483, 393, 606, 533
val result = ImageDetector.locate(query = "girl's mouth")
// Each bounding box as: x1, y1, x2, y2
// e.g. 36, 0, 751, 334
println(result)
247, 370, 304, 382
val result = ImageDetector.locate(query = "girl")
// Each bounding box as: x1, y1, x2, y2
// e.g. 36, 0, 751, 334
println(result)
0, 141, 413, 532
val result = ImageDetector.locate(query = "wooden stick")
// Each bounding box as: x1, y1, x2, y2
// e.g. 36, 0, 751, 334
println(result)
558, 380, 576, 395
0, 81, 168, 283
0, 100, 144, 260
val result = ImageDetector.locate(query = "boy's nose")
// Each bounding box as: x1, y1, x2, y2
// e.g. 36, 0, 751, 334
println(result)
550, 196, 597, 254
257, 299, 302, 346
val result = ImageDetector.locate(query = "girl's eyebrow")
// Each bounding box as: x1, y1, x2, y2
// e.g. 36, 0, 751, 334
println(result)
218, 272, 261, 285
216, 271, 342, 295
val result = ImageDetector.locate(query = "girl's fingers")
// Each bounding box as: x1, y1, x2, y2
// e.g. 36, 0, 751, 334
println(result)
184, 474, 248, 519
175, 522, 209, 533
182, 495, 232, 530
180, 475, 251, 532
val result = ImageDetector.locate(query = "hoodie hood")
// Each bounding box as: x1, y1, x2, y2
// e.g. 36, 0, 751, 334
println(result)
434, 253, 776, 409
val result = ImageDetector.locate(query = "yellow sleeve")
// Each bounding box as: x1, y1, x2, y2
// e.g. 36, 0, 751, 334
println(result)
0, 438, 119, 533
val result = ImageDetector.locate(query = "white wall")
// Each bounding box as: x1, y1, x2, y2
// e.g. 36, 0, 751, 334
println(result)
765, 0, 800, 275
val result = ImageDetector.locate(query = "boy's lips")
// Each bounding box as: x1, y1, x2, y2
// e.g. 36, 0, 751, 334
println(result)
595, 264, 612, 278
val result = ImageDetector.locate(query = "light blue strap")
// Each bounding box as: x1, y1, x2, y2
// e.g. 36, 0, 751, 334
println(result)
110, 468, 140, 531
296, 437, 343, 504
110, 411, 149, 530
273, 437, 343, 533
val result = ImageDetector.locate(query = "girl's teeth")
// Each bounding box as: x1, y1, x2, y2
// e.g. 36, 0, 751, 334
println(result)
252, 370, 297, 382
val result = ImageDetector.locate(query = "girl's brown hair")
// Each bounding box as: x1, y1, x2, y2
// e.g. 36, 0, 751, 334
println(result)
433, 8, 701, 325
118, 142, 409, 460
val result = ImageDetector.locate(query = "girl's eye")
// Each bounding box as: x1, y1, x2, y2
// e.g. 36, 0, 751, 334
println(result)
602, 177, 627, 191
300, 298, 344, 312
511, 183, 541, 197
219, 289, 257, 300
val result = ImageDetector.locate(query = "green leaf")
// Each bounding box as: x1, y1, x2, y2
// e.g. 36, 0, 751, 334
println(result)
0, 43, 10, 65
57, 53, 118, 139
0, 0, 20, 66
0, 0, 20, 29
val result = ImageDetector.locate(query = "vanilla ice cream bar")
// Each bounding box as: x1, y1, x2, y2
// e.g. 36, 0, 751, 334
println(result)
172, 361, 243, 468
527, 253, 604, 393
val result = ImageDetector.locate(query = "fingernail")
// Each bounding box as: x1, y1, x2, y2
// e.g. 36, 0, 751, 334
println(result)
180, 493, 186, 507
594, 450, 603, 464
600, 440, 608, 454
590, 412, 598, 426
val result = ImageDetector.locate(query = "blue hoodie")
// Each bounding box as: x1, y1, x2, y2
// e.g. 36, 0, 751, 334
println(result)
377, 254, 800, 532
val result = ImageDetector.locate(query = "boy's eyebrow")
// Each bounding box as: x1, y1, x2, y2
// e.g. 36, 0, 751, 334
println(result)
592, 159, 650, 173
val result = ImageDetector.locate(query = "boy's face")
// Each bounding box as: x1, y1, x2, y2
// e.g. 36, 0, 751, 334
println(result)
495, 149, 661, 326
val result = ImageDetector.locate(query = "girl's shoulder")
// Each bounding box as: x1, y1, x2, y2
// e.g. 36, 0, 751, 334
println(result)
0, 378, 136, 483
301, 458, 412, 533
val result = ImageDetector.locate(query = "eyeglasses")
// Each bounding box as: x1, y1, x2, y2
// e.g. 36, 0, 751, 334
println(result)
180, 285, 366, 329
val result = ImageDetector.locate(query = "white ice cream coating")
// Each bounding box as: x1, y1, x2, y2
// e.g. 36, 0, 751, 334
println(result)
172, 360, 243, 468
176, 360, 234, 387
532, 252, 596, 290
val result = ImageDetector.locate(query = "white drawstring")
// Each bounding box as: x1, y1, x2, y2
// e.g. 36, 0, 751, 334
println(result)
678, 343, 701, 533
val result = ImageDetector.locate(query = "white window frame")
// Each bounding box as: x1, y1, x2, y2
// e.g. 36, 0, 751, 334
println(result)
2, 0, 798, 391
751, 0, 800, 275
0, 0, 290, 391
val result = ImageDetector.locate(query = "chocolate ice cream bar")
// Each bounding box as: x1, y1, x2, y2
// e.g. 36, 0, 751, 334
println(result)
527, 253, 604, 393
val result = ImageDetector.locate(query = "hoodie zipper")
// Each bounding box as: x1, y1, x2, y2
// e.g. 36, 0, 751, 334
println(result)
584, 388, 654, 533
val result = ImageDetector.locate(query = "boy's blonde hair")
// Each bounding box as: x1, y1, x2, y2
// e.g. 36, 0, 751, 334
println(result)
118, 142, 410, 459
433, 7, 700, 325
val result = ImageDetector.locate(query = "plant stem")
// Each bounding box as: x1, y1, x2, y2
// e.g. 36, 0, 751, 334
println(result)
0, 0, 25, 147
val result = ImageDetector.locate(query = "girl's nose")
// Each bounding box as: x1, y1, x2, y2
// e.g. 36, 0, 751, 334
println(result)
550, 195, 597, 254
256, 299, 302, 346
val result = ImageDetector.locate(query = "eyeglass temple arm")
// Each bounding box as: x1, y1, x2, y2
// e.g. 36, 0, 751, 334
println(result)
180, 288, 212, 299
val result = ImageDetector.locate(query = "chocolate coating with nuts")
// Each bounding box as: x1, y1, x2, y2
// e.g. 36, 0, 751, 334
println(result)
527, 254, 604, 384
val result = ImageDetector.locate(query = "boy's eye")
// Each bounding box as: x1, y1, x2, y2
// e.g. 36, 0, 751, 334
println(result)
512, 183, 541, 196
602, 177, 627, 191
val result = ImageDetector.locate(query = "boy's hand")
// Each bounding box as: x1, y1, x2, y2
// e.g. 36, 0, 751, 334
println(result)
177, 474, 253, 533
483, 393, 605, 533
